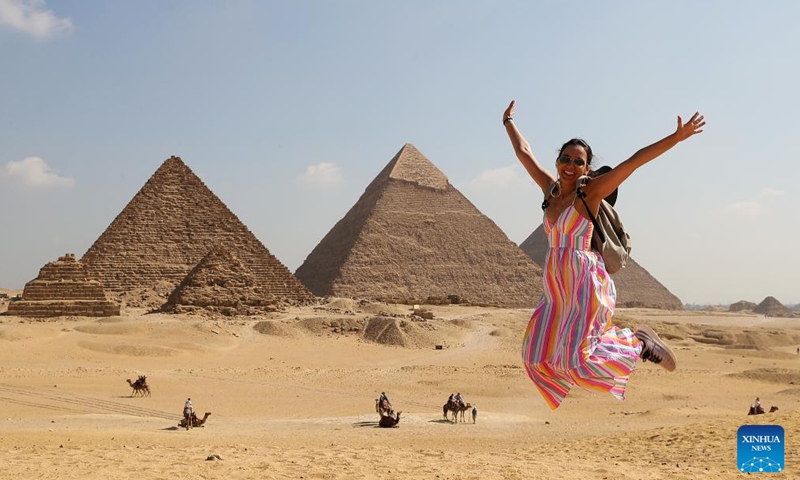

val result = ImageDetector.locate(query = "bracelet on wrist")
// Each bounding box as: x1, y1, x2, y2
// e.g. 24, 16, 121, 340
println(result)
503, 117, 513, 125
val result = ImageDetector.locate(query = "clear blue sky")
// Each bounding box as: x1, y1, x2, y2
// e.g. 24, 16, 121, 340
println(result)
1, 1, 798, 305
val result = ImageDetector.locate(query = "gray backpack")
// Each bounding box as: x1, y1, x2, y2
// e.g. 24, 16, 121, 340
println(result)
576, 176, 631, 274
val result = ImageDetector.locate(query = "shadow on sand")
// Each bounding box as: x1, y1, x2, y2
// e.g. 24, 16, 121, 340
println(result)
428, 419, 455, 424
352, 421, 380, 428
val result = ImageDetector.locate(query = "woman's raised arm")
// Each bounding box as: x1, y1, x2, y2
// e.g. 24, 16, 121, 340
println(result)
503, 100, 556, 193
585, 112, 706, 204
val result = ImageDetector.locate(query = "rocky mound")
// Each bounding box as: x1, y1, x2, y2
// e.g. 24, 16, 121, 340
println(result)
252, 314, 445, 349
728, 368, 800, 385
253, 320, 297, 337
362, 316, 440, 348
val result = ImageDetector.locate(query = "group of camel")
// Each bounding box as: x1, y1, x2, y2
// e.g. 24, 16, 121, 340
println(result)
125, 375, 151, 397
124, 375, 212, 428
374, 395, 477, 427
748, 404, 779, 415
125, 380, 779, 429
443, 399, 473, 423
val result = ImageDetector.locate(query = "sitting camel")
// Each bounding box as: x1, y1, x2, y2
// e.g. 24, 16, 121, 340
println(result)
126, 376, 151, 397
179, 412, 211, 428
379, 411, 401, 428
748, 405, 778, 415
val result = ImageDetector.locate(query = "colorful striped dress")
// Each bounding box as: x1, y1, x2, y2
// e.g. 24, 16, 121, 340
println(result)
522, 202, 642, 409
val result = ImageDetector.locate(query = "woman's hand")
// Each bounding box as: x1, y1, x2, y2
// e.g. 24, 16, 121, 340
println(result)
503, 100, 516, 124
675, 112, 706, 141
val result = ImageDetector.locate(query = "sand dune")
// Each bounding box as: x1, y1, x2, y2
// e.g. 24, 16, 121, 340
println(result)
0, 304, 799, 479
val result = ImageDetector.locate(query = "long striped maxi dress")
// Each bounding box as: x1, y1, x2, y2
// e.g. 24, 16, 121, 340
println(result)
522, 202, 642, 409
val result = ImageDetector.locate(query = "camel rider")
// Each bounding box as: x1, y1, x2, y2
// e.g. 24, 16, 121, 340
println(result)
380, 392, 392, 411
448, 393, 455, 407
455, 392, 463, 407
184, 398, 193, 429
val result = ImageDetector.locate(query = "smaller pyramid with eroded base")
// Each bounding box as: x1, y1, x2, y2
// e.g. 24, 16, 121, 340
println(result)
162, 246, 283, 315
7, 254, 120, 317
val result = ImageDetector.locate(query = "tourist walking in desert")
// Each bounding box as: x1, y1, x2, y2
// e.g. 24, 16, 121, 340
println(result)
503, 100, 705, 409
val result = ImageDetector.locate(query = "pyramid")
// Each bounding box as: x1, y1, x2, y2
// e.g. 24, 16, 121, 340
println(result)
729, 300, 757, 312
161, 245, 281, 315
753, 296, 794, 318
519, 225, 683, 310
7, 254, 120, 317
294, 144, 543, 308
81, 156, 315, 304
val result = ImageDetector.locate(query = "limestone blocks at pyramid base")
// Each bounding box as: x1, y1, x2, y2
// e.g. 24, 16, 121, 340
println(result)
160, 288, 291, 316
6, 300, 121, 318
374, 295, 500, 308
164, 303, 284, 317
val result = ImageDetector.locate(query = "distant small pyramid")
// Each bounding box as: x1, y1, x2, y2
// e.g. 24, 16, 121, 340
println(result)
728, 300, 757, 312
162, 246, 279, 315
81, 156, 315, 305
519, 224, 683, 310
753, 296, 794, 318
7, 253, 120, 317
295, 144, 543, 307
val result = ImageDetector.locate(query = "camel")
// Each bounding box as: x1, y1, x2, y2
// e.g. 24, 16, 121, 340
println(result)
456, 402, 472, 423
126, 376, 151, 397
379, 411, 401, 428
443, 400, 472, 423
748, 405, 778, 415
443, 401, 456, 422
442, 400, 472, 423
179, 412, 211, 428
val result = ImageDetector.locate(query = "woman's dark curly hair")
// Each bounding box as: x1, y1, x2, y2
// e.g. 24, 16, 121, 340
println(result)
558, 138, 593, 167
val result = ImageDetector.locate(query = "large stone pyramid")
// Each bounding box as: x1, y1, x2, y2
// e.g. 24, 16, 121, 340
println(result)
81, 156, 315, 304
519, 225, 683, 310
294, 144, 544, 308
7, 253, 120, 317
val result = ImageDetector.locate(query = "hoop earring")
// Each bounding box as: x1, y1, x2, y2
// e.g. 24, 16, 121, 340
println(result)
551, 178, 562, 198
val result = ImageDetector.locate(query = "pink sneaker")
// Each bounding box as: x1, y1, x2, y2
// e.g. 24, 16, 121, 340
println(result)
635, 325, 677, 371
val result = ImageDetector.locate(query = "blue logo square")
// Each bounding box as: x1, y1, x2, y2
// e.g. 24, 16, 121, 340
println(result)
738, 425, 784, 473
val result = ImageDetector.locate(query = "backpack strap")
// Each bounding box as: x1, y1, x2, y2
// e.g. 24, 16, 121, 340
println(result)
576, 180, 607, 244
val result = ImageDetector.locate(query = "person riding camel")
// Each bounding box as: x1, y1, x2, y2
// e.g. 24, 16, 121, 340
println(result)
183, 398, 193, 430
455, 392, 464, 408
379, 392, 392, 413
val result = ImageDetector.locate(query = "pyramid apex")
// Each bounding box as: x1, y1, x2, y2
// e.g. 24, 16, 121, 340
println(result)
387, 143, 449, 190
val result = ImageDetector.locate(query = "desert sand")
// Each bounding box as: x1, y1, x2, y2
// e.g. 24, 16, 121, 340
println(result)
1, 301, 799, 479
